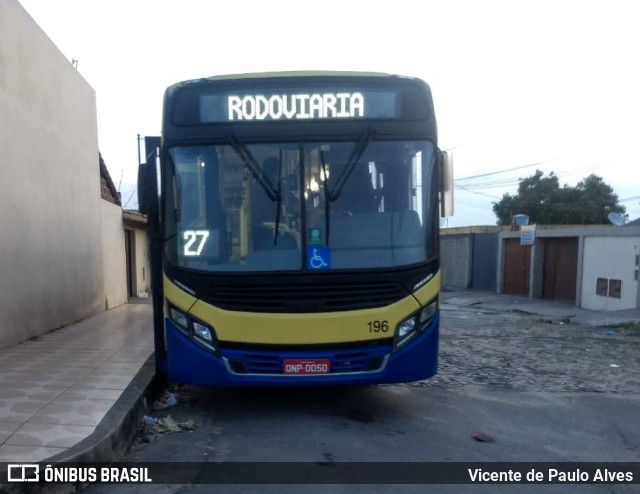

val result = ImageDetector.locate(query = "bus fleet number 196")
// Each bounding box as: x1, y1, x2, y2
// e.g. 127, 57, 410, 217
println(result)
368, 320, 389, 333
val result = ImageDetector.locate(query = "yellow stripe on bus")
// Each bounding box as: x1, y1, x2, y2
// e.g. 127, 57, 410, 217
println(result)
163, 271, 440, 345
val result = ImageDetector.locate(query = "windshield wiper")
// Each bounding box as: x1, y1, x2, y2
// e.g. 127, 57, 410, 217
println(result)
226, 135, 280, 201
328, 127, 375, 202
272, 152, 284, 246
319, 150, 331, 244
227, 135, 286, 247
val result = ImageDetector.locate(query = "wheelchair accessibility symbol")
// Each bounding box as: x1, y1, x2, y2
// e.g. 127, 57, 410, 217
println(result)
307, 247, 330, 270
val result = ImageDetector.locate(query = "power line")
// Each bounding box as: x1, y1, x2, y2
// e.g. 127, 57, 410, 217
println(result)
454, 158, 559, 182
441, 143, 466, 152
455, 185, 502, 200
123, 189, 136, 209
456, 162, 610, 194
456, 178, 522, 189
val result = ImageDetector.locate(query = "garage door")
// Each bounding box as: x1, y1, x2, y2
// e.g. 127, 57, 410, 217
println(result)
503, 239, 531, 296
542, 237, 578, 302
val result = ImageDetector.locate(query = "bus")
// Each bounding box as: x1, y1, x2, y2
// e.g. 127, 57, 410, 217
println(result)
138, 71, 453, 387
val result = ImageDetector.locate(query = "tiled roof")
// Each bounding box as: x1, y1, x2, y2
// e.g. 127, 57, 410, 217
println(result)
99, 153, 121, 206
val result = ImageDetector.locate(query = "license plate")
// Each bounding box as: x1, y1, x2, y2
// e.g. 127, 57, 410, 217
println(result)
283, 358, 330, 375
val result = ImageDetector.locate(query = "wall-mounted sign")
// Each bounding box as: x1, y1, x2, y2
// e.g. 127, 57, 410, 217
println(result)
520, 224, 536, 246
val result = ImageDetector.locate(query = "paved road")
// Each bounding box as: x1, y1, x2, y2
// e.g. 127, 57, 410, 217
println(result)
84, 304, 640, 493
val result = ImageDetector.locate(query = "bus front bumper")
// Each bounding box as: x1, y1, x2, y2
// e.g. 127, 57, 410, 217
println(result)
163, 314, 439, 387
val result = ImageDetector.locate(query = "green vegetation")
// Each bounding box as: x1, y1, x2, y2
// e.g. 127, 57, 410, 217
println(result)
492, 170, 626, 225
600, 321, 640, 331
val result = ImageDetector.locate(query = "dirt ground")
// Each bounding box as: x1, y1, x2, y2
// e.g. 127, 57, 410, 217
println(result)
414, 304, 640, 393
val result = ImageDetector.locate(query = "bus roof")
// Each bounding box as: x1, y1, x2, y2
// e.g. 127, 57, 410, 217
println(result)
168, 71, 419, 91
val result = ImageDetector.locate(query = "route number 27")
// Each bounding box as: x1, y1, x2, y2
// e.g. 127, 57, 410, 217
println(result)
183, 230, 210, 256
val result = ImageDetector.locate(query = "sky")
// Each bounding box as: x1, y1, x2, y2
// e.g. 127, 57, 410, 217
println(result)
18, 0, 640, 226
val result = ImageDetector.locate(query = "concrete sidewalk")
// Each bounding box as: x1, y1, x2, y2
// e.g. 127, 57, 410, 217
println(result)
0, 301, 154, 464
441, 289, 640, 327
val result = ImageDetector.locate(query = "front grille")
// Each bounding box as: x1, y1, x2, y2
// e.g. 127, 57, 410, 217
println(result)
203, 281, 406, 313
222, 345, 391, 376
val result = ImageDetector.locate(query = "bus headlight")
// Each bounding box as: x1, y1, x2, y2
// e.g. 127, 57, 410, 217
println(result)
193, 321, 218, 352
168, 304, 219, 353
419, 301, 437, 324
397, 318, 416, 340
169, 307, 189, 331
193, 321, 212, 342
393, 299, 438, 352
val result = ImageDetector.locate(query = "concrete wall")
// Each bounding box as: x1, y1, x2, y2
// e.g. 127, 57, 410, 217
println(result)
102, 201, 128, 309
440, 234, 472, 290
581, 236, 640, 311
123, 212, 151, 297
441, 226, 505, 291
133, 228, 151, 295
0, 1, 125, 347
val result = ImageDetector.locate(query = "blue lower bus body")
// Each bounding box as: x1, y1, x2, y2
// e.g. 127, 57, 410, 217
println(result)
162, 313, 439, 387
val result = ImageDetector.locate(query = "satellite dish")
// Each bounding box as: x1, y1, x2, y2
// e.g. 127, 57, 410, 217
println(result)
607, 212, 626, 226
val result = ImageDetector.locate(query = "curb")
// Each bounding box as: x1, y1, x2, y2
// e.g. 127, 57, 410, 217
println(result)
1, 355, 163, 494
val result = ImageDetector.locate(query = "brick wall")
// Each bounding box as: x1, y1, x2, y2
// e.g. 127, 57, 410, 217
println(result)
101, 177, 119, 204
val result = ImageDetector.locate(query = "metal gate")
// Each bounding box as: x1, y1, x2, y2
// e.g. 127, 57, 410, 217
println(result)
503, 238, 531, 296
471, 233, 498, 290
542, 237, 578, 302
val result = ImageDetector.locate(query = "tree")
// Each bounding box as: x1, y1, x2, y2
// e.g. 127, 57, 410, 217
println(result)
492, 170, 626, 225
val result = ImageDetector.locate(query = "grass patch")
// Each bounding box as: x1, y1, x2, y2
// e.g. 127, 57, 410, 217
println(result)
599, 321, 640, 331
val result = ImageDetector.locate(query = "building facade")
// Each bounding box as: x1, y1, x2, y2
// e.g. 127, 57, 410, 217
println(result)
497, 225, 640, 310
0, 1, 129, 348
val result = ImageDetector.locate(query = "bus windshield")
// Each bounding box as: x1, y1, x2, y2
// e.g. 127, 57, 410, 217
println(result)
165, 140, 436, 272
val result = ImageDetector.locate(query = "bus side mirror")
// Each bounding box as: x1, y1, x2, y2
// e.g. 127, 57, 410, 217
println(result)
138, 136, 161, 216
439, 150, 454, 217
137, 162, 156, 215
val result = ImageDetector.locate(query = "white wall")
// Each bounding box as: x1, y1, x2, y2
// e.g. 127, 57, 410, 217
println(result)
0, 1, 125, 347
134, 229, 151, 295
102, 201, 128, 309
581, 236, 640, 311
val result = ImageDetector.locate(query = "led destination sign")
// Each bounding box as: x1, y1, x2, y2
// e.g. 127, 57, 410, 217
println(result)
200, 89, 399, 122
228, 92, 364, 121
